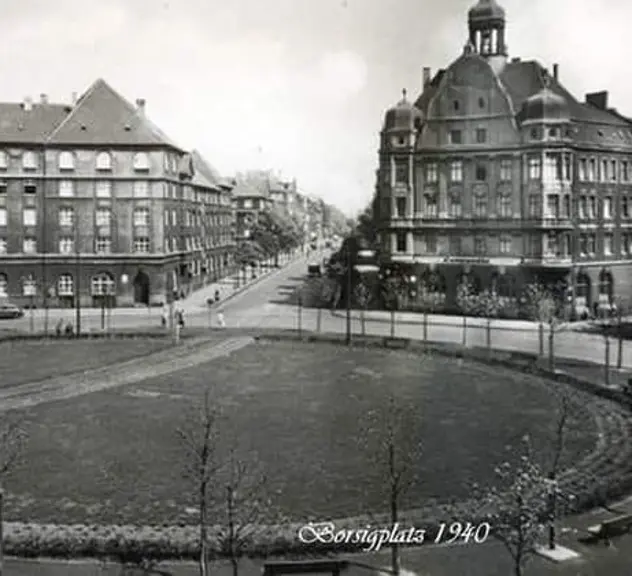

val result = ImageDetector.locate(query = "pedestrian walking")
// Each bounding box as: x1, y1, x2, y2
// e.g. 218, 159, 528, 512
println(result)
217, 310, 225, 328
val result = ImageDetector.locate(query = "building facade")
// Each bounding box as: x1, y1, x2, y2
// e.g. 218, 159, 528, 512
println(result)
375, 0, 632, 315
0, 79, 233, 308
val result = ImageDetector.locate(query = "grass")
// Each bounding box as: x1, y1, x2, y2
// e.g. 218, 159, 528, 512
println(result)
5, 340, 599, 526
0, 338, 172, 388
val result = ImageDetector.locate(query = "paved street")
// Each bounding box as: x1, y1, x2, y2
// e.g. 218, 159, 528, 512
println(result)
2, 254, 632, 373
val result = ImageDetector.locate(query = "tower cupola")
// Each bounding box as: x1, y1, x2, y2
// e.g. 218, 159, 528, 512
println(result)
468, 0, 507, 57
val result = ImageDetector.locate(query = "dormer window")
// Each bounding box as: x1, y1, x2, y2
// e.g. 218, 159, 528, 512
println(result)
58, 151, 74, 171
96, 151, 112, 171
22, 151, 37, 170
530, 128, 539, 140
478, 97, 485, 109
133, 152, 149, 171
548, 127, 558, 138
453, 100, 460, 112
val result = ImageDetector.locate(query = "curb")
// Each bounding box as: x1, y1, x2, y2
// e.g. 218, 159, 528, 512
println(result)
328, 310, 576, 334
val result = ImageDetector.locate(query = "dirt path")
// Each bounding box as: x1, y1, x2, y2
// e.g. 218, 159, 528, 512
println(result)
0, 336, 253, 412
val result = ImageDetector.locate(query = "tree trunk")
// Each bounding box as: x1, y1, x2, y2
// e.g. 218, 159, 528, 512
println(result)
361, 309, 366, 336
231, 557, 239, 576
390, 310, 395, 338
462, 315, 467, 348
539, 322, 544, 356
618, 317, 623, 370
199, 488, 208, 576
605, 336, 610, 386
548, 328, 555, 371
486, 318, 491, 351
423, 311, 428, 343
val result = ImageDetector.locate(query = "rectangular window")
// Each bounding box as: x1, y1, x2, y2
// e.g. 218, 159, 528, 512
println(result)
133, 237, 150, 253
528, 195, 540, 218
603, 197, 613, 220
449, 235, 461, 255
589, 196, 596, 219
622, 161, 629, 183
587, 234, 596, 255
604, 233, 613, 255
425, 163, 438, 183
546, 195, 559, 218
23, 237, 36, 253
134, 207, 150, 226
23, 208, 36, 226
449, 130, 462, 144
0, 238, 6, 254
424, 194, 437, 217
394, 161, 408, 184
497, 194, 512, 217
59, 237, 74, 254
474, 235, 486, 256
580, 235, 588, 256
450, 160, 463, 182
600, 159, 608, 182
500, 159, 512, 181
622, 197, 630, 219
96, 180, 112, 198
58, 207, 74, 226
475, 163, 487, 181
544, 154, 560, 181
424, 233, 437, 254
96, 208, 110, 227
500, 235, 512, 254
396, 232, 407, 252
473, 194, 487, 217
95, 237, 111, 254
475, 128, 487, 143
23, 182, 36, 194
562, 195, 571, 218
59, 180, 75, 197
448, 196, 462, 218
133, 181, 149, 198
563, 155, 571, 181
243, 199, 253, 209
171, 210, 177, 225
528, 157, 541, 180
610, 160, 617, 182
0, 208, 6, 226
579, 159, 587, 181
588, 159, 596, 182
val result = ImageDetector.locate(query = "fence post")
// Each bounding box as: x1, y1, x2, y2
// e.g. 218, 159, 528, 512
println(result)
605, 335, 610, 386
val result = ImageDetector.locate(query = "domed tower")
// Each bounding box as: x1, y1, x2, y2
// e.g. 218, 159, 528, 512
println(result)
377, 90, 423, 257
468, 0, 507, 58
518, 76, 571, 139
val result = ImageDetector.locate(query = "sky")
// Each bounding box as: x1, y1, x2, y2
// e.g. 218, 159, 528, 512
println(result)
1, 0, 630, 216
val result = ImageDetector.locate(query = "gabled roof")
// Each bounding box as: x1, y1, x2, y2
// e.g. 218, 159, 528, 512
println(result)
190, 149, 223, 191
0, 103, 69, 144
46, 78, 184, 149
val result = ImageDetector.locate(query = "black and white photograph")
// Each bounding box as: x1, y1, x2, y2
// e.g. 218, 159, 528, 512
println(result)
0, 0, 632, 574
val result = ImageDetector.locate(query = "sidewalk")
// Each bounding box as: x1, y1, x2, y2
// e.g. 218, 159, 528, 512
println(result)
330, 309, 586, 333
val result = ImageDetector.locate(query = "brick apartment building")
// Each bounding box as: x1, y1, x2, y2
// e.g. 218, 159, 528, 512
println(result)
375, 0, 632, 315
0, 78, 234, 308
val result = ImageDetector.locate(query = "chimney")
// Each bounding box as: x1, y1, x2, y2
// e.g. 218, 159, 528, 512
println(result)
23, 96, 32, 111
39, 93, 48, 105
586, 91, 608, 110
552, 63, 559, 81
136, 98, 146, 115
71, 92, 78, 105
423, 67, 431, 88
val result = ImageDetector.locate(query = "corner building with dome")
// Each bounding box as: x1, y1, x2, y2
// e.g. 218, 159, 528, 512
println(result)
375, 0, 632, 316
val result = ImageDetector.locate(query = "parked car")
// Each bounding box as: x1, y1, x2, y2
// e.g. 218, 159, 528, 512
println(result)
0, 302, 24, 319
307, 263, 322, 277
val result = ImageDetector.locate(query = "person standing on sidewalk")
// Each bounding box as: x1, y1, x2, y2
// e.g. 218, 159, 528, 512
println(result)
160, 303, 168, 328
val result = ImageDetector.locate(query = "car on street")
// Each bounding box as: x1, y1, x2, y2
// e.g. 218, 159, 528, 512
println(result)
0, 302, 24, 319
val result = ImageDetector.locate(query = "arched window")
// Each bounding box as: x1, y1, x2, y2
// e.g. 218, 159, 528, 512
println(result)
90, 272, 115, 296
57, 274, 74, 296
598, 269, 613, 303
0, 273, 7, 297
96, 151, 112, 171
58, 151, 74, 170
133, 152, 149, 171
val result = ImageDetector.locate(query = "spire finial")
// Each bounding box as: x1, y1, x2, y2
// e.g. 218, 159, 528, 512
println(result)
402, 88, 407, 101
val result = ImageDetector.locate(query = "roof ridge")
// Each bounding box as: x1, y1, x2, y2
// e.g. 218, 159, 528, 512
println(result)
45, 79, 102, 143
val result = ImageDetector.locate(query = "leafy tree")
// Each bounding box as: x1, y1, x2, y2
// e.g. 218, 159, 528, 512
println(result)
522, 282, 556, 358
456, 278, 479, 348
477, 289, 503, 353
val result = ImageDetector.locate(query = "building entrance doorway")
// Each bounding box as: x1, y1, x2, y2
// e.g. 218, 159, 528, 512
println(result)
133, 271, 150, 305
